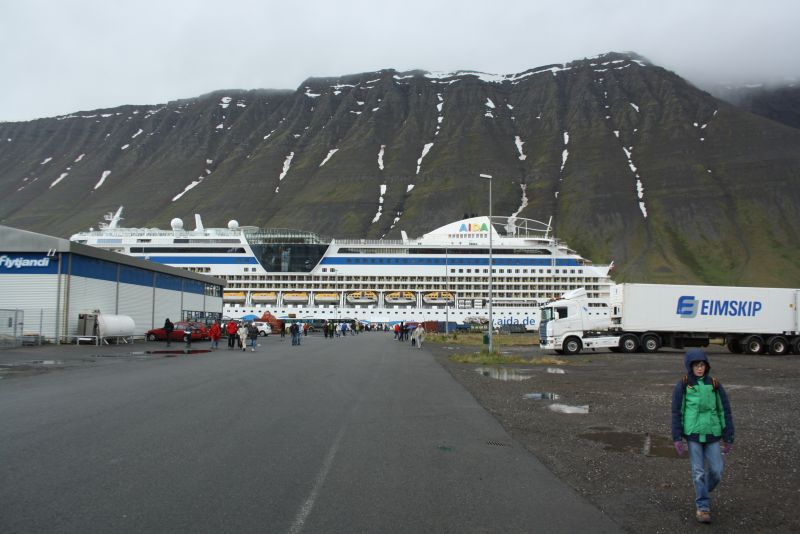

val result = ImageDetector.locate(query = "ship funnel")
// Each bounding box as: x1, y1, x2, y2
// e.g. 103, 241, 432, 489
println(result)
194, 214, 204, 231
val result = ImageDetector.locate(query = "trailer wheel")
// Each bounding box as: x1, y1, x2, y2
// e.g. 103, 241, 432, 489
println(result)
726, 338, 743, 353
793, 337, 800, 355
767, 336, 789, 356
147, 333, 157, 341
742, 335, 764, 354
640, 334, 660, 353
619, 334, 639, 353
563, 337, 582, 355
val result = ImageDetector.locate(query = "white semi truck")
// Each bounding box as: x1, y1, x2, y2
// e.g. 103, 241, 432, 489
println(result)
539, 283, 800, 355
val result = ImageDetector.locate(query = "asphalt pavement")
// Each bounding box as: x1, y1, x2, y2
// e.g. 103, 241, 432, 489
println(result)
0, 334, 621, 533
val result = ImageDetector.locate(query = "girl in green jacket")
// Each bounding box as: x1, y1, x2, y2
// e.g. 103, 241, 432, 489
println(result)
671, 348, 734, 524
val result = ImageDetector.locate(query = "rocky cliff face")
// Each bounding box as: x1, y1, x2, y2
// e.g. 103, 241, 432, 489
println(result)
1, 52, 799, 286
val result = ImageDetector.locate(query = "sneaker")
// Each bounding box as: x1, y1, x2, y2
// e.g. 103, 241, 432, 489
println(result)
696, 510, 711, 523
251, 348, 255, 352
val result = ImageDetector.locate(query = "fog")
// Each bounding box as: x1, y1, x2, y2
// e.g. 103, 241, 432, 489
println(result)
1, 0, 798, 122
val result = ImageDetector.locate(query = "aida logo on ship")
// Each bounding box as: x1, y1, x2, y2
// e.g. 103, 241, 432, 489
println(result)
458, 223, 489, 232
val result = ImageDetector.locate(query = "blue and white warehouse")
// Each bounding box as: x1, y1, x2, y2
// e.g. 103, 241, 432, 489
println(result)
0, 225, 225, 343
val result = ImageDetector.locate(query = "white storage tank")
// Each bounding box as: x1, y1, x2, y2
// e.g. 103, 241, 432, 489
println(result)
96, 314, 136, 338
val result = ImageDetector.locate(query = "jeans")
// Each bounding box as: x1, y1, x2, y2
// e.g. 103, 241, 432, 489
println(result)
688, 440, 724, 512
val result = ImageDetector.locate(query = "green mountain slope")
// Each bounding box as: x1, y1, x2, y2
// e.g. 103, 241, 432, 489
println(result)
1, 52, 799, 286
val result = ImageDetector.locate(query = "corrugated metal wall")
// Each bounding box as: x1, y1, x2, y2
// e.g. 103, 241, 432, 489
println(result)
66, 277, 118, 336
154, 288, 182, 326
119, 284, 156, 333
0, 274, 60, 339
183, 293, 205, 315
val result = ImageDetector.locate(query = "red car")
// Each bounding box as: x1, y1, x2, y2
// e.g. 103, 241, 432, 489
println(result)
146, 321, 209, 342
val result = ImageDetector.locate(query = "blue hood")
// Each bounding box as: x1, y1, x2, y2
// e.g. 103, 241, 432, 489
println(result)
684, 348, 711, 376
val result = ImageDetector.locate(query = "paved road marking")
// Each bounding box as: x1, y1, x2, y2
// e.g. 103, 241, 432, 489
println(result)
288, 421, 347, 534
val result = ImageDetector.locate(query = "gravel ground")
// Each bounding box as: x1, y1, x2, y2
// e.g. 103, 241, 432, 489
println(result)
429, 341, 800, 533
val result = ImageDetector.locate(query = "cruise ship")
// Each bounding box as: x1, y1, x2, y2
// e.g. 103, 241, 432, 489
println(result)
70, 208, 614, 328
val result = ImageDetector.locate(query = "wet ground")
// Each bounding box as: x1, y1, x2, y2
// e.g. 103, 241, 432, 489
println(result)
0, 342, 215, 379
430, 342, 800, 533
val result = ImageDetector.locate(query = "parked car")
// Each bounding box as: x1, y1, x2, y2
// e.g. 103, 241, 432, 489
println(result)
146, 321, 209, 341
253, 321, 271, 336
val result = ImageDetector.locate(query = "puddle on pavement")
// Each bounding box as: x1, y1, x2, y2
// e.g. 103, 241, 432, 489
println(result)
476, 367, 536, 381
549, 403, 589, 414
546, 367, 565, 374
523, 392, 561, 400
579, 431, 677, 458
146, 349, 212, 355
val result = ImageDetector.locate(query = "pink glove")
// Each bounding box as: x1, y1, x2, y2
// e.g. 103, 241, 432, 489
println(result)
674, 441, 686, 456
722, 442, 733, 455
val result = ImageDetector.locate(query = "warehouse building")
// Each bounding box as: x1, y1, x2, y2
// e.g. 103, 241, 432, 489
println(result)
0, 225, 225, 344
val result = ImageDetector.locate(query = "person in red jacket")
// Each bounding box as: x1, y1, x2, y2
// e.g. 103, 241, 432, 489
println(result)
208, 321, 222, 350
226, 320, 238, 349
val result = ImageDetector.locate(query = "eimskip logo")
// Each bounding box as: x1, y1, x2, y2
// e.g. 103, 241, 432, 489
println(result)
676, 296, 697, 318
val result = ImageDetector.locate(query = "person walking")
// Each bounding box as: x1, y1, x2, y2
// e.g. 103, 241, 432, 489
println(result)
303, 322, 309, 337
414, 325, 426, 349
209, 320, 221, 350
226, 319, 238, 349
237, 322, 248, 351
163, 318, 174, 347
671, 348, 735, 524
247, 321, 259, 352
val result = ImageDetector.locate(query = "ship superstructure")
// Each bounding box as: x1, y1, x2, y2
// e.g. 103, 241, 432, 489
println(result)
70, 208, 613, 328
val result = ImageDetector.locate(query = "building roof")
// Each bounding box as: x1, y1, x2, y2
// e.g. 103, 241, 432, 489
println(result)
0, 225, 226, 286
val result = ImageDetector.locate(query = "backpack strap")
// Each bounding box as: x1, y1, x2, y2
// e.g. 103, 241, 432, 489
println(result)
683, 374, 719, 391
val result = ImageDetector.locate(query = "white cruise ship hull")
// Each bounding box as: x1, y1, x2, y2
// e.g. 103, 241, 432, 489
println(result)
70, 212, 613, 329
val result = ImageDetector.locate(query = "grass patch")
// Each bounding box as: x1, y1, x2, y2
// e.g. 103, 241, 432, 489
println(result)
448, 352, 571, 365
429, 332, 539, 347
448, 351, 529, 364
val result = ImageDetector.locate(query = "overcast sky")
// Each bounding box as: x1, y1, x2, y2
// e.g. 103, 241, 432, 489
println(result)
1, 0, 798, 122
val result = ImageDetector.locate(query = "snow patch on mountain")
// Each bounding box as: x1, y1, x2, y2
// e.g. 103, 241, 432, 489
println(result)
416, 143, 433, 175
93, 170, 111, 190
320, 149, 338, 167
279, 152, 295, 180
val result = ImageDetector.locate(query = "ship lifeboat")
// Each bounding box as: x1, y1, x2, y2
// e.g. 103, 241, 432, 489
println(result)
251, 292, 277, 304
282, 292, 309, 304
346, 291, 378, 304
385, 291, 416, 305
422, 291, 454, 305
223, 291, 246, 302
314, 292, 340, 304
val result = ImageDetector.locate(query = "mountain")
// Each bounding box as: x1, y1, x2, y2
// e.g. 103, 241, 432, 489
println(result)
1, 52, 799, 287
707, 82, 800, 130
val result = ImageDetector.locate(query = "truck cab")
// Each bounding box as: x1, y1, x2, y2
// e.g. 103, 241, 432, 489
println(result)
539, 288, 616, 354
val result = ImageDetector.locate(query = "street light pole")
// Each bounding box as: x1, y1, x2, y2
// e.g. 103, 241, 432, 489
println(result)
479, 173, 493, 354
